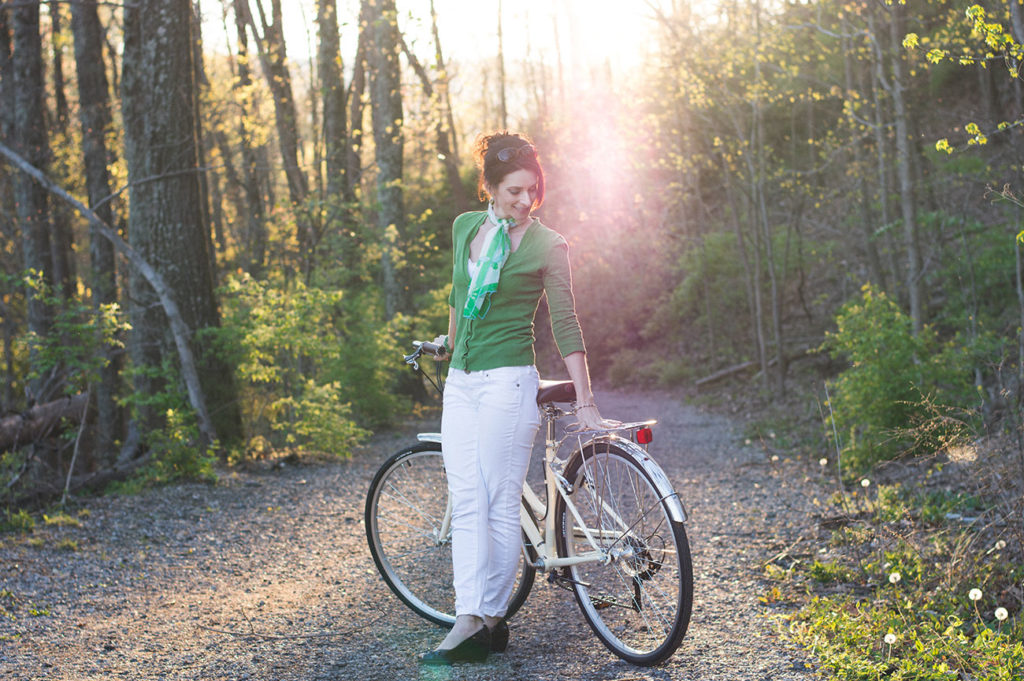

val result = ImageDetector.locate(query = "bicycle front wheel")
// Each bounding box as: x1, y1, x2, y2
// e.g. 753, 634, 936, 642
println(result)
555, 440, 693, 665
365, 442, 535, 626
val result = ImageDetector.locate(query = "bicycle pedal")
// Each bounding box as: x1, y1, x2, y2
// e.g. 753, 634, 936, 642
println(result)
547, 572, 591, 590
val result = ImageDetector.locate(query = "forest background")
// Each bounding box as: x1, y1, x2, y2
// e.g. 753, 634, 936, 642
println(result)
1, 0, 1024, 677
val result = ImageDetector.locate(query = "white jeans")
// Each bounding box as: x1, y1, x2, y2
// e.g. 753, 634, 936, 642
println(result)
441, 365, 541, 618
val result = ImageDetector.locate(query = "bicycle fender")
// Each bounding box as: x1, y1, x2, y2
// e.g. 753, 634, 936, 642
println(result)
416, 432, 442, 444
573, 435, 688, 524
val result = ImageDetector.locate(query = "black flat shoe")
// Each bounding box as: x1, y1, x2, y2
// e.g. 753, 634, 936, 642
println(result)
418, 626, 491, 665
489, 619, 509, 653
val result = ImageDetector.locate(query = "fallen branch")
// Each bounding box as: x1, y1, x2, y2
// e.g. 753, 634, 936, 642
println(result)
695, 344, 818, 387
0, 141, 217, 447
0, 393, 88, 453
694, 359, 760, 387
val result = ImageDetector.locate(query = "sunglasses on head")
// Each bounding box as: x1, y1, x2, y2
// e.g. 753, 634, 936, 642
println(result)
496, 144, 537, 163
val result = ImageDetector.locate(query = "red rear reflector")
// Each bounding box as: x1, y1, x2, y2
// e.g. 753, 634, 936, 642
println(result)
636, 427, 653, 444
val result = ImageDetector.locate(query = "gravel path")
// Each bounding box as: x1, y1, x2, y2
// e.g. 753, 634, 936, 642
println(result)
1, 388, 822, 680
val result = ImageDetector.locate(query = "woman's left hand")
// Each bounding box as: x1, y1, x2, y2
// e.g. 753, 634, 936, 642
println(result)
573, 404, 621, 431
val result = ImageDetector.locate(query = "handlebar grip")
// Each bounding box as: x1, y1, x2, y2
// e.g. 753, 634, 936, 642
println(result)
417, 341, 444, 356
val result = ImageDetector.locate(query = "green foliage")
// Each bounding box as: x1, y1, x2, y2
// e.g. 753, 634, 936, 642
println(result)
790, 594, 1023, 680
782, 482, 1023, 681
822, 285, 982, 473
668, 230, 755, 361
217, 273, 403, 457
873, 483, 985, 526
0, 509, 35, 534
20, 271, 128, 395
268, 379, 369, 455
808, 559, 855, 584
110, 408, 217, 493
42, 512, 80, 528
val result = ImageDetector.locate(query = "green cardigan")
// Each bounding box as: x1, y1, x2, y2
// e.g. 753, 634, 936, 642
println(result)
447, 211, 586, 371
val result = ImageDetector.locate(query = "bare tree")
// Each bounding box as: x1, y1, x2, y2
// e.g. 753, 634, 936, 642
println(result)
497, 0, 507, 129
237, 0, 314, 276
71, 0, 124, 459
228, 0, 271, 276
400, 32, 466, 211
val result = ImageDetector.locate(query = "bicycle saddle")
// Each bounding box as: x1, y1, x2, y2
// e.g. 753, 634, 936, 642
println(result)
536, 379, 575, 405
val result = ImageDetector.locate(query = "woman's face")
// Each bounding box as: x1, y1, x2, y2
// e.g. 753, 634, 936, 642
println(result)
489, 168, 539, 224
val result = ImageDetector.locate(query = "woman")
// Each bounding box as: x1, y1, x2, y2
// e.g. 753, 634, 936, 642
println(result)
421, 131, 613, 665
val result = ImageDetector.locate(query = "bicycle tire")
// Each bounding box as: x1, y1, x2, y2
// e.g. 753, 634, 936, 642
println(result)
554, 439, 693, 665
365, 442, 536, 626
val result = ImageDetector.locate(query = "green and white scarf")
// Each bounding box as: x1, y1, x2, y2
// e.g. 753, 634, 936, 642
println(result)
462, 203, 517, 319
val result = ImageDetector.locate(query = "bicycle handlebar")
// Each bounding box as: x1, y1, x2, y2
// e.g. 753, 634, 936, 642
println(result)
415, 340, 444, 356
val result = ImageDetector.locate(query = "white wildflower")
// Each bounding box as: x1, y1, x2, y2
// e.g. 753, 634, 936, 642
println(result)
994, 607, 1008, 621
969, 588, 983, 602
884, 633, 897, 645
889, 572, 901, 585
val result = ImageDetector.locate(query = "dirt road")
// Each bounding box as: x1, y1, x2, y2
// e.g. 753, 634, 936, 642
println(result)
1, 388, 821, 680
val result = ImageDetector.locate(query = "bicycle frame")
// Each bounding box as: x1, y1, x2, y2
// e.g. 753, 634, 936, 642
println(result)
412, 405, 685, 574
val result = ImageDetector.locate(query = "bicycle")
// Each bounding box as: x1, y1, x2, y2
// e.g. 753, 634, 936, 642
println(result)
365, 341, 693, 666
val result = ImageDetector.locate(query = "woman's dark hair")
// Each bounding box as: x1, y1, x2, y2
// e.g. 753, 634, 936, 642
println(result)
474, 131, 546, 209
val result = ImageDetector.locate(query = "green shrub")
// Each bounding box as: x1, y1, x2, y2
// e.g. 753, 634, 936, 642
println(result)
42, 512, 80, 528
269, 379, 369, 455
217, 273, 403, 457
808, 559, 856, 584
19, 271, 128, 394
1, 509, 35, 534
111, 408, 217, 493
822, 285, 982, 473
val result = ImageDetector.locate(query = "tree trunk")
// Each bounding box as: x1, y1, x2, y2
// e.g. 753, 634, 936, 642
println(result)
346, 2, 369, 204
230, 0, 269, 277
497, 0, 508, 129
71, 0, 125, 461
753, 2, 784, 396
0, 10, 13, 415
190, 1, 217, 277
1, 7, 12, 147
842, 19, 886, 289
47, 2, 76, 300
868, 11, 901, 301
241, 0, 313, 275
365, 0, 404, 319
317, 0, 347, 199
12, 1, 56, 404
887, 4, 923, 333
399, 34, 466, 212
721, 151, 761, 374
121, 0, 241, 448
1009, 1, 1024, 119
430, 0, 461, 181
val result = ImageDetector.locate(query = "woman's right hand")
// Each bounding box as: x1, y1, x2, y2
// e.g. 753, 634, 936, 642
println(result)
431, 334, 450, 361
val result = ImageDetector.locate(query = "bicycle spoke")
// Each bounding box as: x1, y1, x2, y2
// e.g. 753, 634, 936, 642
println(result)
557, 442, 692, 665
367, 445, 536, 627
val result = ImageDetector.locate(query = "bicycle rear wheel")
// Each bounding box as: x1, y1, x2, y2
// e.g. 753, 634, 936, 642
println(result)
365, 442, 535, 626
555, 440, 692, 665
